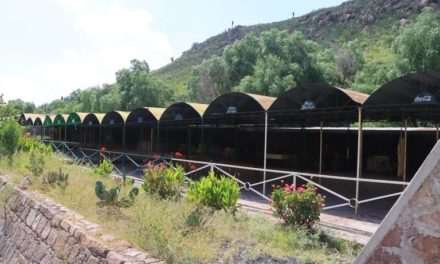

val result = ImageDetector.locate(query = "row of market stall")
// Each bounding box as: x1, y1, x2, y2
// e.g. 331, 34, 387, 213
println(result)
19, 72, 440, 183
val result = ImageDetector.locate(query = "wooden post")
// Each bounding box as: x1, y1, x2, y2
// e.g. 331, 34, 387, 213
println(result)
355, 106, 363, 216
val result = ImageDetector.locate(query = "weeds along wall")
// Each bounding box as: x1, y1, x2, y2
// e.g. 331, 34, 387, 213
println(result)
0, 175, 162, 264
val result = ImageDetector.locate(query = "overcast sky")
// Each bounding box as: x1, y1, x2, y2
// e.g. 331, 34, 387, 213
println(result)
0, 0, 346, 105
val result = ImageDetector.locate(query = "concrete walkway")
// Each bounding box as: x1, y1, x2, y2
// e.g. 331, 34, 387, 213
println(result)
238, 198, 379, 245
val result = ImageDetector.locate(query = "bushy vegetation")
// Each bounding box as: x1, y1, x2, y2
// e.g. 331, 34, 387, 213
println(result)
0, 137, 361, 263
187, 171, 240, 211
271, 182, 325, 227
142, 163, 185, 199
94, 159, 114, 177
95, 180, 139, 208
43, 168, 69, 190
18, 137, 52, 153
0, 120, 22, 165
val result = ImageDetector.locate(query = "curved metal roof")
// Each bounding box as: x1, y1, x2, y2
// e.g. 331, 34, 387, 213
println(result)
102, 111, 130, 125
43, 115, 55, 126
19, 113, 45, 125
126, 107, 165, 124
53, 114, 69, 126
204, 92, 276, 117
268, 84, 368, 124
34, 117, 43, 126
160, 102, 208, 122
269, 84, 367, 112
82, 113, 105, 125
363, 72, 440, 121
66, 112, 89, 125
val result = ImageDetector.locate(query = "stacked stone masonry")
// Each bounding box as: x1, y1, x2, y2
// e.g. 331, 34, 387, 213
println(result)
0, 175, 163, 263
357, 159, 440, 264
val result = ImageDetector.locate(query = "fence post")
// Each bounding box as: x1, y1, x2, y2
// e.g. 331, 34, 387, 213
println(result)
293, 174, 296, 188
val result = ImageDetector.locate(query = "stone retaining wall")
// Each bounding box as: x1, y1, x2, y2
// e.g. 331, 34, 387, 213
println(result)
355, 142, 440, 264
0, 175, 162, 263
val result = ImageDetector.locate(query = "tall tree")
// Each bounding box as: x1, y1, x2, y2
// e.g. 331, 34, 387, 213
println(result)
393, 10, 440, 74
334, 40, 365, 85
116, 59, 171, 110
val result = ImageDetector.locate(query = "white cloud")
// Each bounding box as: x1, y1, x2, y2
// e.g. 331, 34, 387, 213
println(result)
0, 1, 174, 105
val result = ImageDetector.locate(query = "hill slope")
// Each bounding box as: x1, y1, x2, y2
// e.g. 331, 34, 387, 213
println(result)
152, 0, 436, 97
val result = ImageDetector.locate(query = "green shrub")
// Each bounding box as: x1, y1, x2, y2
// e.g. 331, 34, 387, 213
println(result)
19, 138, 51, 154
142, 163, 185, 199
0, 121, 22, 165
95, 180, 139, 208
182, 207, 212, 235
94, 159, 113, 177
271, 182, 325, 227
26, 150, 46, 176
187, 171, 240, 211
43, 168, 69, 190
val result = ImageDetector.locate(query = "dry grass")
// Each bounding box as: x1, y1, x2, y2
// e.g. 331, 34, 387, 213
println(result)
0, 152, 362, 264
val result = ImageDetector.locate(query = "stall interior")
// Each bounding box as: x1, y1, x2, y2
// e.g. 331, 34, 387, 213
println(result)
101, 111, 129, 151
125, 107, 164, 154
158, 102, 207, 158
81, 113, 104, 149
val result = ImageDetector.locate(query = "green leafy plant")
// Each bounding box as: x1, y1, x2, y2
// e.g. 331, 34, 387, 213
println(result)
142, 163, 185, 199
94, 159, 113, 177
43, 171, 58, 185
18, 138, 51, 154
182, 207, 212, 236
43, 168, 69, 190
271, 182, 325, 227
187, 171, 240, 211
95, 180, 139, 208
56, 168, 69, 190
26, 150, 46, 176
0, 121, 22, 165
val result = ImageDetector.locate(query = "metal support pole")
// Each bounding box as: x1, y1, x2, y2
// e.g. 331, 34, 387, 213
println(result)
188, 128, 191, 158
403, 119, 408, 183
63, 124, 67, 153
122, 124, 126, 152
263, 111, 268, 196
150, 128, 154, 153
156, 122, 160, 153
201, 117, 204, 155
355, 107, 363, 216
319, 121, 323, 184
99, 125, 102, 148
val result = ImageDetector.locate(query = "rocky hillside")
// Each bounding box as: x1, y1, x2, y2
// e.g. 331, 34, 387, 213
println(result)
152, 0, 439, 97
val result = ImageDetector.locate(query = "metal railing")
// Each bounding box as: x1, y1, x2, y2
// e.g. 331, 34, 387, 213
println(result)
43, 140, 409, 213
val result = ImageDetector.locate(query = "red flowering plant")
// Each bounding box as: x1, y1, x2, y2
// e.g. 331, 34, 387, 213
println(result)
142, 162, 185, 200
174, 151, 183, 158
186, 162, 198, 171
270, 181, 325, 227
